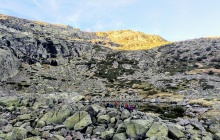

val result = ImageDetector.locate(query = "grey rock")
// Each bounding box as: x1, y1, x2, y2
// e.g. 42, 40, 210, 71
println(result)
2, 125, 13, 133
74, 114, 92, 131
97, 115, 110, 124
0, 119, 8, 127
100, 128, 114, 139
113, 133, 126, 140
42, 125, 54, 131
93, 125, 106, 135
167, 124, 185, 139
63, 111, 88, 129
41, 131, 50, 139
126, 119, 153, 139
214, 133, 220, 140
17, 114, 31, 121
23, 136, 41, 140
40, 105, 73, 124
36, 120, 45, 128
121, 109, 130, 120
146, 122, 168, 138
209, 123, 220, 133
86, 126, 93, 135
11, 127, 28, 140
54, 125, 66, 130
116, 123, 126, 133
48, 135, 65, 140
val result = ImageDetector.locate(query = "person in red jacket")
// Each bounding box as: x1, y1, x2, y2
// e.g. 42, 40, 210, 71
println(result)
125, 103, 128, 109
114, 101, 118, 108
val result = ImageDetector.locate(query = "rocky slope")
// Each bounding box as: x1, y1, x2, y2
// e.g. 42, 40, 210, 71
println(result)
0, 14, 220, 140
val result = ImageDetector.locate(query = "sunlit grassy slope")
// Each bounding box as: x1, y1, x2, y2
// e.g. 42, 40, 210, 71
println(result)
96, 30, 170, 50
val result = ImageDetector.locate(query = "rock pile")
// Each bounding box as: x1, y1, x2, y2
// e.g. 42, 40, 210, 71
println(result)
0, 92, 219, 140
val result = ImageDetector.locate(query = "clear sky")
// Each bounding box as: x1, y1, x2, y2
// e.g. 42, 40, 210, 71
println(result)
0, 0, 220, 41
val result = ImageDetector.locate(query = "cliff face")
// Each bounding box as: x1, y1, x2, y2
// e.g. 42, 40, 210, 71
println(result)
0, 14, 219, 98
0, 49, 20, 82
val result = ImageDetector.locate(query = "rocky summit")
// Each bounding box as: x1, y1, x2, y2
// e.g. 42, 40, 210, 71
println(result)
0, 14, 220, 140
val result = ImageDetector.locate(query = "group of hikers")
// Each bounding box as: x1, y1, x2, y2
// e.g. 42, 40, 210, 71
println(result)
104, 102, 134, 112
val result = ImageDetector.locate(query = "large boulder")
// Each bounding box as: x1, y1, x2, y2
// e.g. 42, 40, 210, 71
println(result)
87, 104, 104, 117
63, 111, 92, 130
116, 123, 126, 133
93, 125, 106, 135
100, 128, 114, 139
74, 114, 92, 131
167, 124, 185, 139
0, 96, 19, 107
40, 105, 74, 124
63, 111, 88, 129
126, 119, 153, 139
97, 115, 110, 124
0, 49, 20, 82
0, 119, 8, 127
209, 123, 220, 133
214, 133, 220, 140
11, 127, 28, 140
146, 122, 168, 138
17, 114, 31, 121
121, 109, 130, 120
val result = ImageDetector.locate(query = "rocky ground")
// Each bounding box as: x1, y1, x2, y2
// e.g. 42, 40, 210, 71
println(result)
0, 14, 220, 140
1, 91, 220, 140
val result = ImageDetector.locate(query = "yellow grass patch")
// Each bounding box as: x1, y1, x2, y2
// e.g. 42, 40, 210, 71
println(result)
147, 92, 184, 102
186, 68, 220, 75
96, 30, 170, 50
189, 99, 213, 107
202, 109, 220, 120
0, 14, 8, 20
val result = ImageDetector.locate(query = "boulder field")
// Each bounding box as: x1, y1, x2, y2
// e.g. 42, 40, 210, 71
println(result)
0, 91, 219, 140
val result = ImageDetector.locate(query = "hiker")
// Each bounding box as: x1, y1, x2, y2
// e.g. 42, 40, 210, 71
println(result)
129, 105, 133, 112
105, 103, 109, 109
120, 103, 124, 110
114, 101, 118, 108
109, 103, 113, 108
125, 103, 128, 109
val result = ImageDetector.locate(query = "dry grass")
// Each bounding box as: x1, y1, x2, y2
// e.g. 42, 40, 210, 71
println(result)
202, 109, 220, 120
189, 99, 213, 107
32, 21, 67, 28
187, 68, 220, 75
0, 14, 8, 20
96, 30, 170, 50
147, 92, 184, 102
32, 21, 48, 26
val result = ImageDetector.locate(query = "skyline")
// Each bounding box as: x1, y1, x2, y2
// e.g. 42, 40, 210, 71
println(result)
0, 0, 220, 41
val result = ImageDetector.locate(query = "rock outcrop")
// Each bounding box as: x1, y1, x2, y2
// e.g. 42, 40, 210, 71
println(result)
0, 48, 20, 82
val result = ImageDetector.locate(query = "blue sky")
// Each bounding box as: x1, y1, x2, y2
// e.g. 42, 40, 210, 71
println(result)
0, 0, 220, 41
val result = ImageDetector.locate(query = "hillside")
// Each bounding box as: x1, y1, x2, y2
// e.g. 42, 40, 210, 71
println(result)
0, 13, 219, 100
96, 30, 169, 50
0, 14, 220, 140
